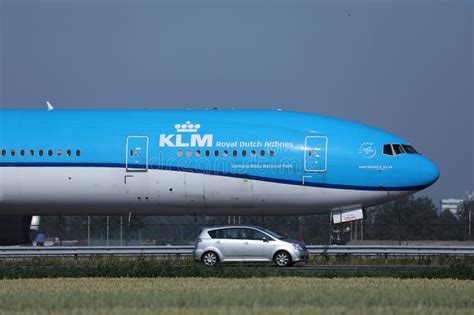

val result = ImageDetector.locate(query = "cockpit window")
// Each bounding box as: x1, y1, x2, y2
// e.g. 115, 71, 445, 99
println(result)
392, 144, 405, 155
383, 144, 393, 156
402, 145, 418, 154
384, 144, 419, 156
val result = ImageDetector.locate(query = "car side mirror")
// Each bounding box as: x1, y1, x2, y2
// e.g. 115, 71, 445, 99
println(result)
263, 237, 269, 243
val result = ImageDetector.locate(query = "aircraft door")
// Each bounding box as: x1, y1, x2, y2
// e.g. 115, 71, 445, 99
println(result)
126, 136, 149, 172
304, 136, 328, 172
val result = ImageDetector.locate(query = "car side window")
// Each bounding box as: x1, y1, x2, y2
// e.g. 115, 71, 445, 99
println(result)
240, 228, 267, 240
239, 229, 249, 239
222, 228, 240, 239
208, 230, 217, 238
209, 229, 227, 239
207, 228, 269, 240
251, 230, 267, 240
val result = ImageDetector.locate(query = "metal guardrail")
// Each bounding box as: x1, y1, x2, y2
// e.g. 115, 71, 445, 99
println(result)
0, 245, 472, 258
0, 246, 194, 258
307, 245, 474, 256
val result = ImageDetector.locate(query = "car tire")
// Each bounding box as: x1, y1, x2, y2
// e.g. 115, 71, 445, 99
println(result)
201, 251, 219, 266
273, 250, 293, 267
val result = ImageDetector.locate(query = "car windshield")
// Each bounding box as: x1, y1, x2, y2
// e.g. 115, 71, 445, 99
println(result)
259, 228, 284, 239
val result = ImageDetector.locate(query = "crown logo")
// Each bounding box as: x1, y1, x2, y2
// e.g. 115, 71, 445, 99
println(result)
175, 121, 201, 132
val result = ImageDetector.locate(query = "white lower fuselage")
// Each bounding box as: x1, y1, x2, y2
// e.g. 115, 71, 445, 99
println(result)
0, 167, 410, 216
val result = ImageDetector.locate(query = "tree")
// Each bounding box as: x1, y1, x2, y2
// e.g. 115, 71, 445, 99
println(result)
370, 197, 411, 240
458, 200, 473, 240
406, 196, 438, 240
437, 210, 462, 240
369, 196, 440, 241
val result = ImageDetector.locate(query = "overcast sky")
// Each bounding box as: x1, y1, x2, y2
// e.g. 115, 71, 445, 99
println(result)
1, 0, 472, 204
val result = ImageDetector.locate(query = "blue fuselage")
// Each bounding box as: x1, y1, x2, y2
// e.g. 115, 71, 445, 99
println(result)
0, 109, 439, 216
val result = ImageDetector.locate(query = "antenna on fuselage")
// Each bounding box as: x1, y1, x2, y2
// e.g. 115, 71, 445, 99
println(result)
46, 101, 54, 111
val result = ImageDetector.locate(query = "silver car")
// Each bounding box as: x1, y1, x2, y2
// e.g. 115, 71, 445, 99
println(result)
193, 225, 309, 267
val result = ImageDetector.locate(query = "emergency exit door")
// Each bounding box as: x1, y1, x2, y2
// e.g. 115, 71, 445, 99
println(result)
126, 136, 149, 172
304, 136, 328, 172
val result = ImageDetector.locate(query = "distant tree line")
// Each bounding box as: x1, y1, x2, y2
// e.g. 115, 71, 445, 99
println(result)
363, 196, 471, 242
39, 196, 473, 245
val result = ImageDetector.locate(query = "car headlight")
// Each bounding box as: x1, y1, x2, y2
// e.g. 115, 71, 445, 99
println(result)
292, 244, 304, 251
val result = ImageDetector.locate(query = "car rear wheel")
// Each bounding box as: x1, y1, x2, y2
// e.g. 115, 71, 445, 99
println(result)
274, 251, 293, 267
202, 251, 219, 266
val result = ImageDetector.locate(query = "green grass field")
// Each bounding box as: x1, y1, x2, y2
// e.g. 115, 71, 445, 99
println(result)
0, 277, 472, 315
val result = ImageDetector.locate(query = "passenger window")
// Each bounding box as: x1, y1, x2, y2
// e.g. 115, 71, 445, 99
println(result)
29, 149, 35, 156
19, 150, 25, 157
383, 145, 393, 156
57, 149, 63, 157
250, 150, 256, 157
195, 150, 201, 157
223, 150, 228, 157
48, 150, 53, 157
130, 150, 134, 156
1, 149, 6, 157
260, 150, 265, 156
269, 150, 275, 157
39, 150, 44, 157
186, 150, 192, 157
11, 150, 16, 157
233, 150, 238, 157
76, 150, 81, 157
177, 150, 183, 157
242, 150, 247, 157
205, 150, 210, 157
66, 149, 72, 157
214, 150, 219, 157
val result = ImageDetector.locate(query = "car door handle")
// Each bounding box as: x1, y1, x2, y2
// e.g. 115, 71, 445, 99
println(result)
215, 241, 220, 244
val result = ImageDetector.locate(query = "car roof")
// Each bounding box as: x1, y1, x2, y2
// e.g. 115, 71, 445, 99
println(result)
202, 225, 265, 231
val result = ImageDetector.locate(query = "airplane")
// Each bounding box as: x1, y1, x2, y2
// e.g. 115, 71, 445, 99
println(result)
0, 108, 439, 245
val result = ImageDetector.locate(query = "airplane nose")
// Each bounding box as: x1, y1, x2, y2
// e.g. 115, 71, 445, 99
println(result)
420, 158, 440, 187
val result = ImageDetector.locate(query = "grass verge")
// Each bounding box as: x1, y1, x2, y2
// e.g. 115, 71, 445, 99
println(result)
0, 277, 472, 315
0, 257, 472, 279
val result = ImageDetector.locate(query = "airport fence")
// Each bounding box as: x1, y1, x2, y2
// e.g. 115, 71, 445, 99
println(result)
30, 218, 473, 247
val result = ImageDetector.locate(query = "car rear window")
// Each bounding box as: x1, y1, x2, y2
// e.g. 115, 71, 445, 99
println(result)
207, 230, 219, 239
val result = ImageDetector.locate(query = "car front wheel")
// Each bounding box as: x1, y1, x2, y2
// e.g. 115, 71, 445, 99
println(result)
202, 251, 219, 266
274, 251, 293, 267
